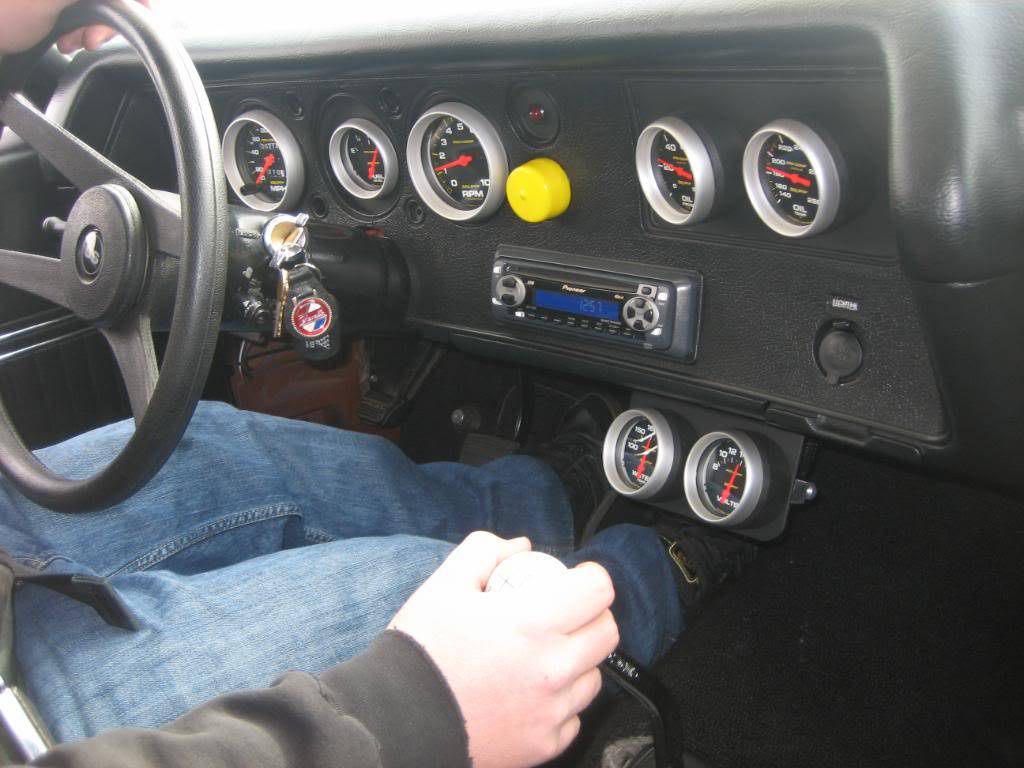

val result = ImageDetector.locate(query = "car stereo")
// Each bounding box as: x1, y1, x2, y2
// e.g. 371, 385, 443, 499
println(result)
491, 246, 702, 361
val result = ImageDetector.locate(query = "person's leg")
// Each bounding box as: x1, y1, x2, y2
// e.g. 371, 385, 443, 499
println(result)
566, 525, 683, 667
17, 533, 458, 743
5, 402, 573, 740
2, 401, 571, 580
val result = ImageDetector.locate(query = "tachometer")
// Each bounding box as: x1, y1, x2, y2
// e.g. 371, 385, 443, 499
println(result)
683, 430, 766, 526
636, 117, 720, 226
743, 119, 843, 238
328, 118, 398, 200
222, 109, 305, 212
407, 102, 508, 221
602, 408, 681, 500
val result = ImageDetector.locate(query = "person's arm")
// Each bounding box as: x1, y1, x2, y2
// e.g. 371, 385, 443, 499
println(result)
0, 0, 150, 56
30, 630, 468, 768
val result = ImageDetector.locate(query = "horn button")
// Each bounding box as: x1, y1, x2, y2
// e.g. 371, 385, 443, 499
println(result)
60, 184, 148, 326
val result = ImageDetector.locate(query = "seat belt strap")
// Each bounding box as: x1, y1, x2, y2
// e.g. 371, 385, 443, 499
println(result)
11, 564, 140, 632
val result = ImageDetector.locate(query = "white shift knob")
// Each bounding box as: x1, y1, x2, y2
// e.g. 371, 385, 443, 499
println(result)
485, 551, 568, 593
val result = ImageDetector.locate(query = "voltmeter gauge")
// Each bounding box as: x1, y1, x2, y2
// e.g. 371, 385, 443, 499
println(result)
683, 430, 766, 526
407, 102, 508, 222
603, 408, 681, 499
636, 117, 719, 226
328, 118, 398, 200
743, 119, 844, 238
222, 109, 305, 212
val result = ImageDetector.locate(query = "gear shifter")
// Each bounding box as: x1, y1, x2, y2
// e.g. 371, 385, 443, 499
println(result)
485, 551, 686, 768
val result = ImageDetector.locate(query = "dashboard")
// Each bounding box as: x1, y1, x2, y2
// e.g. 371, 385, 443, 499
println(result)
33, 0, 1024, 496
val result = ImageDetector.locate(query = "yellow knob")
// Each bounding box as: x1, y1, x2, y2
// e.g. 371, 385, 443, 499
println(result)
505, 158, 571, 223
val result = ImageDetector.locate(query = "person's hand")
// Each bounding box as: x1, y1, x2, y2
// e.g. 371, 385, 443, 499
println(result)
389, 531, 619, 768
0, 0, 150, 56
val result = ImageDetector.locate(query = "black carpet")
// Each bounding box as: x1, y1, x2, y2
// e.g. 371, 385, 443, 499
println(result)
581, 448, 1024, 768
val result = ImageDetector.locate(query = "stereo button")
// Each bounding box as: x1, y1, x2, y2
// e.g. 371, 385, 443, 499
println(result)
622, 296, 660, 332
494, 275, 527, 308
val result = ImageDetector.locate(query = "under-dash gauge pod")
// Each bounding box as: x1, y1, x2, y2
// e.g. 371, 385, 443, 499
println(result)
222, 109, 305, 213
743, 119, 845, 238
636, 117, 721, 226
603, 408, 686, 500
683, 430, 767, 526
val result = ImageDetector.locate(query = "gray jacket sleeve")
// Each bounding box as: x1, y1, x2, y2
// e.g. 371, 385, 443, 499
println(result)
27, 631, 470, 768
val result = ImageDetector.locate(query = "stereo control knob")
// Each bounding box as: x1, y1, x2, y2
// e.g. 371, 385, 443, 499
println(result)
495, 275, 527, 308
622, 296, 660, 331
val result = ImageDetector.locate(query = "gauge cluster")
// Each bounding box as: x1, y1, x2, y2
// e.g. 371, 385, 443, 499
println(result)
602, 398, 807, 540
215, 80, 876, 255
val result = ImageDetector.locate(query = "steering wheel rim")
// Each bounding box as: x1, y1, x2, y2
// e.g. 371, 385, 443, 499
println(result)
0, 0, 227, 511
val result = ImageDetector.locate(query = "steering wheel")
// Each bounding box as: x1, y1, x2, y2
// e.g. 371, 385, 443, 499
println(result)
0, 0, 227, 512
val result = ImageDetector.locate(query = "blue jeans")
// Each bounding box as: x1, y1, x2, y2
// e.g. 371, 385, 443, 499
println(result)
1, 402, 682, 744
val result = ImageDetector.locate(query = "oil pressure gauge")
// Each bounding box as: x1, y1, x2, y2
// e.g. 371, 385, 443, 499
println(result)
636, 117, 721, 226
603, 408, 683, 500
328, 118, 398, 200
743, 119, 844, 238
683, 430, 766, 526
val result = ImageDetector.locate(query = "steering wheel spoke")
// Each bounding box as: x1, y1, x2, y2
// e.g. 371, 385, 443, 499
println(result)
0, 248, 67, 307
0, 93, 183, 257
101, 315, 158, 426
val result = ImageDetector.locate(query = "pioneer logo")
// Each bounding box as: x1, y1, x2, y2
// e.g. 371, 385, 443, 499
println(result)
562, 284, 587, 294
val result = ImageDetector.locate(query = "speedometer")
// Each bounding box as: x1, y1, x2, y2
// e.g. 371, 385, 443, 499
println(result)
743, 119, 844, 238
407, 102, 508, 222
222, 109, 305, 212
636, 117, 720, 226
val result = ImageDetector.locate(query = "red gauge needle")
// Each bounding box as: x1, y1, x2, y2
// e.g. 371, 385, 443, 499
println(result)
254, 154, 276, 186
635, 437, 654, 478
765, 165, 811, 187
659, 159, 694, 181
434, 154, 473, 173
367, 147, 380, 181
718, 462, 744, 505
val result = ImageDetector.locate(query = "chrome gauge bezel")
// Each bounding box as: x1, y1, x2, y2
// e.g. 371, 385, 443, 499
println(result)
328, 118, 398, 200
683, 430, 765, 526
222, 109, 305, 213
743, 118, 842, 239
602, 408, 677, 500
406, 102, 508, 222
636, 117, 717, 226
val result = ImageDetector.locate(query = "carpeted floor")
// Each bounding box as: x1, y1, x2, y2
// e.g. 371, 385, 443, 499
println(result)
581, 447, 1024, 768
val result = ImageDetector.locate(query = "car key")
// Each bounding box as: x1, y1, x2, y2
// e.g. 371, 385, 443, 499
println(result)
273, 265, 290, 338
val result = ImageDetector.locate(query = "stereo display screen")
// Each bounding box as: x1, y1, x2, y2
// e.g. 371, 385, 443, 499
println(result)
533, 289, 621, 322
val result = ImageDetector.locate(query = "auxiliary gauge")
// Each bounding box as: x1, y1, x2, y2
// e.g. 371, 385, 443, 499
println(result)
603, 408, 682, 500
683, 430, 766, 526
407, 102, 508, 222
328, 118, 398, 200
222, 109, 305, 212
636, 117, 720, 226
743, 119, 844, 238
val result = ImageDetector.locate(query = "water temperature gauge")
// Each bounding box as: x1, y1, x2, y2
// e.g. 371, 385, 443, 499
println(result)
603, 408, 683, 500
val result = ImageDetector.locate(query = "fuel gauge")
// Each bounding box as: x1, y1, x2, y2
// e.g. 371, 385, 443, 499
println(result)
328, 118, 399, 200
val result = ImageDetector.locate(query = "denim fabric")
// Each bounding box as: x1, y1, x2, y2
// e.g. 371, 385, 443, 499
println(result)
2, 401, 681, 743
